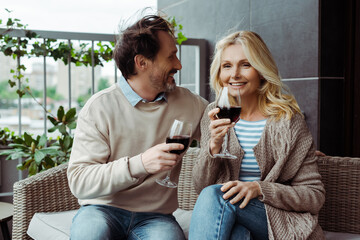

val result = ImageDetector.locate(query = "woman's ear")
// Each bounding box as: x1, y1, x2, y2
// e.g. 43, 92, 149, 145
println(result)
134, 54, 148, 71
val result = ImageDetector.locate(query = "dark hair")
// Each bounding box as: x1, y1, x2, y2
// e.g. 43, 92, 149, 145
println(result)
113, 15, 174, 79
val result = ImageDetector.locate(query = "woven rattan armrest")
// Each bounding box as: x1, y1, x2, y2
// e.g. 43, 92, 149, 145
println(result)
318, 155, 360, 234
12, 163, 79, 240
178, 147, 199, 210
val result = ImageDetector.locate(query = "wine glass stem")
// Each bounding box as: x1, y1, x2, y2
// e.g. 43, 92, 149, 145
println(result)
223, 131, 230, 154
165, 171, 171, 180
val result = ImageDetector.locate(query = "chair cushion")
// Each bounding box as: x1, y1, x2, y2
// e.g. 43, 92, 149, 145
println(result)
324, 231, 360, 240
26, 209, 192, 240
26, 209, 360, 240
27, 210, 77, 240
173, 208, 193, 238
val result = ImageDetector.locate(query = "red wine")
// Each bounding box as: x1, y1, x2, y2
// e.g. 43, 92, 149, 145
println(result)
166, 135, 190, 154
216, 106, 242, 123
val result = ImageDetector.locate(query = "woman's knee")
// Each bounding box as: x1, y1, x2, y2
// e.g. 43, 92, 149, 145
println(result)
195, 184, 225, 210
199, 184, 223, 199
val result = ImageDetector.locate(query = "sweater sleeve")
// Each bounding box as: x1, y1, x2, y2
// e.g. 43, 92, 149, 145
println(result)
192, 96, 209, 141
258, 115, 325, 214
67, 109, 148, 200
192, 103, 233, 194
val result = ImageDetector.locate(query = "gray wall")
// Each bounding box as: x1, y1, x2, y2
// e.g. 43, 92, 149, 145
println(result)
159, 0, 320, 145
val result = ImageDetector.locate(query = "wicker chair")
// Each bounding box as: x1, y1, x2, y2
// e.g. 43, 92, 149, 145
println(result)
12, 148, 360, 239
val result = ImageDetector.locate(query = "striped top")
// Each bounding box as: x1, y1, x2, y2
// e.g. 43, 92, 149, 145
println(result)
234, 118, 267, 182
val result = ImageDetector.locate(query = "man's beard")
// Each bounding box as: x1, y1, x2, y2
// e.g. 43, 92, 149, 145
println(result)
150, 69, 177, 92
165, 78, 176, 92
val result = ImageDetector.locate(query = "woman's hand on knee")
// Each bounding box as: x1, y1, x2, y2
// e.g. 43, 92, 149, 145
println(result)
220, 181, 261, 209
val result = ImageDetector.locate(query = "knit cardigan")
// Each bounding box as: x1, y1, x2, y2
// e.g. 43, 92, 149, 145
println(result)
193, 102, 326, 240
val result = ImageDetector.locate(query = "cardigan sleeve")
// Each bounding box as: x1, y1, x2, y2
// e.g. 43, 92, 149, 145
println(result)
258, 114, 325, 214
192, 103, 235, 194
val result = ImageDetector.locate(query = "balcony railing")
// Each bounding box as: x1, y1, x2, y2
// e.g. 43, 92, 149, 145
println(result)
0, 28, 208, 198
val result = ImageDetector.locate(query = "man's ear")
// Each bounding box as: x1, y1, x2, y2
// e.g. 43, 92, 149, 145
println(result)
134, 54, 148, 71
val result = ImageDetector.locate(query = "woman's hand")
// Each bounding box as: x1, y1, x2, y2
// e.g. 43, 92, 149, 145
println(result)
208, 108, 234, 155
221, 180, 261, 209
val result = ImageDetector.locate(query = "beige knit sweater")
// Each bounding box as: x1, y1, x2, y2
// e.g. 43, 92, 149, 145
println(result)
193, 102, 325, 240
67, 84, 207, 214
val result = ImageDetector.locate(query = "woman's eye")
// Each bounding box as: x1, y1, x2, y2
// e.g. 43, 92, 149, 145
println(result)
222, 64, 231, 68
242, 62, 251, 67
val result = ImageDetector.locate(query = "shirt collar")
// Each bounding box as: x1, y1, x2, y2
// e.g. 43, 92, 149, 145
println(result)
117, 76, 167, 106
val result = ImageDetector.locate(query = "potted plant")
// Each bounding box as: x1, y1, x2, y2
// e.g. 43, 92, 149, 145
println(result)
0, 106, 76, 176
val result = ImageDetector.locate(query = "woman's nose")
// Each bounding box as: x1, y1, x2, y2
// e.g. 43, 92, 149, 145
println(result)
231, 67, 241, 79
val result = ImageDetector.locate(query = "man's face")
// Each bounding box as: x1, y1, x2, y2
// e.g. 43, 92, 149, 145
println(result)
148, 31, 182, 92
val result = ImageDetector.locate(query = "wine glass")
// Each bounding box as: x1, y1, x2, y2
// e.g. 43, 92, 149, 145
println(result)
214, 86, 241, 159
156, 119, 192, 188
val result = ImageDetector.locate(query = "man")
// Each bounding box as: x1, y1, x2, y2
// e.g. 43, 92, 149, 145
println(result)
67, 15, 208, 240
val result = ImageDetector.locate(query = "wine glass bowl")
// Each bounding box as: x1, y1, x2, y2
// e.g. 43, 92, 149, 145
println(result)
214, 87, 241, 159
156, 119, 192, 188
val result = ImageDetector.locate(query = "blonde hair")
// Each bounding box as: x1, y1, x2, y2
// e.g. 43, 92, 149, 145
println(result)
210, 31, 302, 120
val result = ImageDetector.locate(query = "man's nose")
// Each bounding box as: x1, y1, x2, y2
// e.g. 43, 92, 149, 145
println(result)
175, 56, 182, 70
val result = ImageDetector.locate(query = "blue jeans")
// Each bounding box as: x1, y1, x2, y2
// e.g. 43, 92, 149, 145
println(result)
189, 185, 268, 240
70, 204, 185, 240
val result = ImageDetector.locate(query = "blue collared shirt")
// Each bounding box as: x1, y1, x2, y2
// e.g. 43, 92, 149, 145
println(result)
117, 76, 167, 106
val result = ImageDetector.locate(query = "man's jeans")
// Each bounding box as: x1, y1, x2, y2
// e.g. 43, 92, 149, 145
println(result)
70, 204, 185, 240
189, 185, 268, 240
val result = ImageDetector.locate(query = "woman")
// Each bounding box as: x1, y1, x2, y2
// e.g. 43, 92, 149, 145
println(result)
188, 31, 325, 240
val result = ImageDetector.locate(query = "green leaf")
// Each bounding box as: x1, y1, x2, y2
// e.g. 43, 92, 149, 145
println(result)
0, 150, 16, 156
22, 158, 33, 168
34, 149, 46, 164
28, 161, 37, 176
57, 106, 65, 120
48, 125, 58, 133
16, 89, 25, 97
38, 134, 48, 147
6, 18, 13, 27
44, 156, 55, 168
17, 162, 26, 171
58, 124, 66, 135
23, 132, 33, 146
63, 136, 72, 150
7, 143, 28, 150
177, 32, 188, 45
47, 115, 59, 126
39, 147, 59, 155
8, 79, 16, 87
65, 108, 76, 121
67, 121, 77, 129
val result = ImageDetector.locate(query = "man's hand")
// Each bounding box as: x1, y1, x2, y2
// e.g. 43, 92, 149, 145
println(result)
141, 143, 184, 174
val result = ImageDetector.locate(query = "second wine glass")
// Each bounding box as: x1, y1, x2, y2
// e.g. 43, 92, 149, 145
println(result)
214, 86, 241, 159
156, 119, 192, 188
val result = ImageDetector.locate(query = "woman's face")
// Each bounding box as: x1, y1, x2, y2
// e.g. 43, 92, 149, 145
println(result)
219, 43, 262, 101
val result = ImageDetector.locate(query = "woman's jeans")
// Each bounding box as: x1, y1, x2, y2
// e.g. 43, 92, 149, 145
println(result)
189, 184, 268, 240
70, 204, 185, 240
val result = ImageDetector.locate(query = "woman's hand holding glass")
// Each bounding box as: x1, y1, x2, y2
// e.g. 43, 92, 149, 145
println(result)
208, 108, 235, 155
